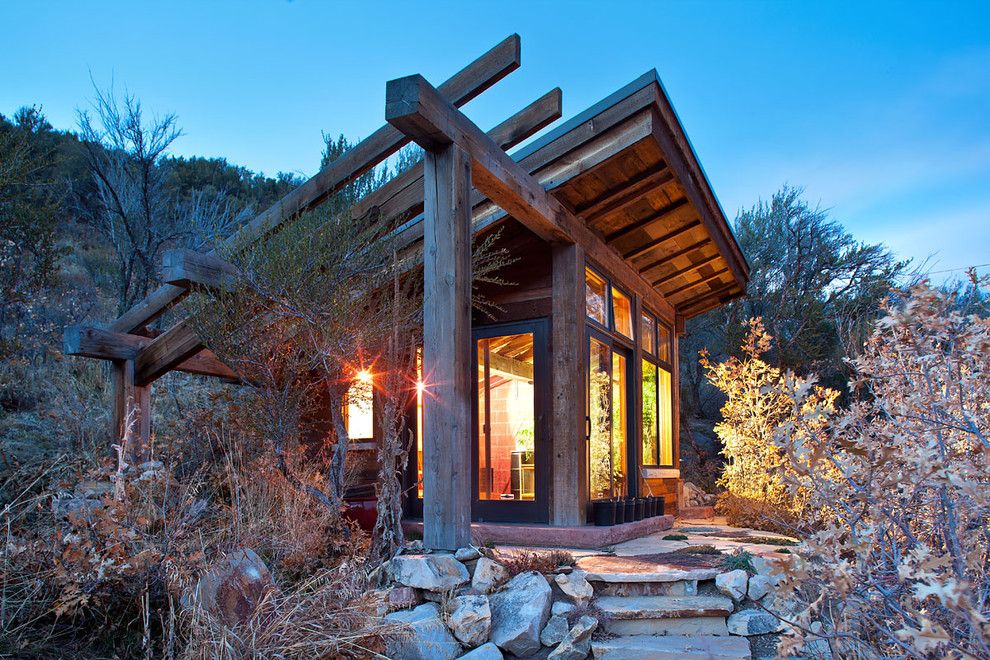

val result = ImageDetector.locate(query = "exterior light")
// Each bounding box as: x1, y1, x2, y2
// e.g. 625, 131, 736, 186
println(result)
356, 369, 373, 383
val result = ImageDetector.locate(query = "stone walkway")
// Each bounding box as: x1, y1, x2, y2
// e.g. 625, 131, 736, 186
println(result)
499, 516, 801, 561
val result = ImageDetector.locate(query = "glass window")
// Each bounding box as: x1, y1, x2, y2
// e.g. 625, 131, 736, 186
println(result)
585, 268, 607, 326
588, 337, 629, 499
658, 367, 673, 466
657, 322, 672, 363
641, 359, 658, 465
612, 287, 633, 339
641, 313, 657, 355
345, 370, 374, 440
477, 333, 536, 501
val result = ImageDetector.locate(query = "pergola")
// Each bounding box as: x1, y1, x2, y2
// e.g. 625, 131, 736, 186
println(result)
65, 35, 747, 550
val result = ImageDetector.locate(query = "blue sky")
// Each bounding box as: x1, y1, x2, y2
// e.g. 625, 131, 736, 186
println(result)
3, 1, 988, 277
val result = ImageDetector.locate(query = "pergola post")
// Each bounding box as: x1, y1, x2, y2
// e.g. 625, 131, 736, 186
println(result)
551, 243, 587, 525
421, 143, 473, 550
111, 360, 151, 465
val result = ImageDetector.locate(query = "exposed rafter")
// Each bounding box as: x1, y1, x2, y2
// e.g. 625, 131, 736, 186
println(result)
652, 251, 721, 287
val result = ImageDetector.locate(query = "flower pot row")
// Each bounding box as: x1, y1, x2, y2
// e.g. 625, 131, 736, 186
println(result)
591, 496, 665, 526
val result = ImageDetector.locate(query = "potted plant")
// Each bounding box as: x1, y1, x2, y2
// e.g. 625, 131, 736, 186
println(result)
592, 499, 616, 526
510, 425, 536, 500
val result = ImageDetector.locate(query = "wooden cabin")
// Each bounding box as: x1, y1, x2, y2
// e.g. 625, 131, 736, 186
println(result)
63, 36, 748, 550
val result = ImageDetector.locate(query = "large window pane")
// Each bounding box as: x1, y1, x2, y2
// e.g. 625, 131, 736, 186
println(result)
611, 352, 628, 497
659, 367, 673, 466
641, 359, 658, 466
657, 323, 672, 363
477, 333, 536, 501
585, 268, 607, 325
641, 313, 656, 355
612, 287, 633, 339
345, 371, 374, 440
588, 338, 612, 499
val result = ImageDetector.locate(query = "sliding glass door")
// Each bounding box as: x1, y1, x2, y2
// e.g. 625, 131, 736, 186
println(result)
473, 320, 548, 523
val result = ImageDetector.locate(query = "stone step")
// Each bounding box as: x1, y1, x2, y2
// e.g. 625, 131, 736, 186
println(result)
592, 634, 752, 659
595, 595, 734, 620
578, 556, 721, 584
591, 578, 698, 597
595, 595, 734, 636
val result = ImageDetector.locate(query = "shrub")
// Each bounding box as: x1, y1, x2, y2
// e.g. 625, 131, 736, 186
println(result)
497, 549, 576, 576
662, 533, 688, 541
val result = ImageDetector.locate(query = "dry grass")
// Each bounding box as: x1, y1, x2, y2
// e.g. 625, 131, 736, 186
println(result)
494, 549, 576, 576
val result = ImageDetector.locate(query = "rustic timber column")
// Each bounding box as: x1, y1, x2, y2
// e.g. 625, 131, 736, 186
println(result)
111, 360, 151, 465
421, 143, 473, 550
551, 243, 587, 525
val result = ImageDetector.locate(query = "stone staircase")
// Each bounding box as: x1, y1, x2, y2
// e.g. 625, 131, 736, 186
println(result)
581, 560, 753, 659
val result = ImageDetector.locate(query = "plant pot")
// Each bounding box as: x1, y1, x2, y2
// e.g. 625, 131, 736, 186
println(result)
656, 496, 665, 516
592, 500, 615, 527
635, 498, 646, 521
614, 498, 625, 524
342, 496, 378, 531
623, 498, 635, 524
650, 496, 659, 517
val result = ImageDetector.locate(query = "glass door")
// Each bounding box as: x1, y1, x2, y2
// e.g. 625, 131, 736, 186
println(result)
587, 330, 634, 501
473, 320, 548, 523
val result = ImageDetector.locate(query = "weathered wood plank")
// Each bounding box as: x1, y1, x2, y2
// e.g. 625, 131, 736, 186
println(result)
112, 360, 150, 464
578, 165, 673, 223
385, 74, 676, 320
421, 143, 473, 550
652, 252, 721, 287
64, 326, 239, 381
664, 267, 731, 299
637, 238, 710, 276
622, 217, 700, 260
107, 35, 523, 334
134, 319, 205, 386
350, 87, 563, 226
550, 243, 587, 525
607, 198, 691, 245
161, 248, 240, 291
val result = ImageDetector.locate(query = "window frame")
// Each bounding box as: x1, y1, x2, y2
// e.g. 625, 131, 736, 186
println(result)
640, 311, 675, 468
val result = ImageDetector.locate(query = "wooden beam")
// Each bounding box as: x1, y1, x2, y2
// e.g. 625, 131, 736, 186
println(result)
677, 282, 741, 315
421, 143, 473, 551
385, 74, 675, 319
487, 352, 534, 381
652, 252, 721, 287
64, 326, 240, 381
161, 248, 240, 291
664, 267, 731, 299
64, 326, 147, 360
578, 165, 673, 223
550, 243, 587, 525
106, 35, 523, 334
134, 319, 205, 386
112, 360, 150, 464
607, 198, 691, 244
350, 87, 563, 226
637, 238, 710, 276
622, 217, 700, 260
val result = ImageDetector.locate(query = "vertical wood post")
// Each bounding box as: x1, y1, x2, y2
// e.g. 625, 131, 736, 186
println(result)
422, 143, 472, 550
112, 360, 151, 465
550, 243, 587, 525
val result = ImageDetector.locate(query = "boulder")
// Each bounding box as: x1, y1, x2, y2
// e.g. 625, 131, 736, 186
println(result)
446, 594, 492, 648
748, 573, 781, 601
554, 570, 593, 606
540, 614, 569, 646
193, 548, 274, 627
489, 571, 552, 657
715, 569, 748, 602
385, 602, 462, 660
458, 642, 504, 659
727, 608, 783, 636
551, 601, 575, 617
456, 546, 482, 562
391, 553, 470, 592
472, 557, 509, 594
548, 615, 598, 660
388, 585, 423, 611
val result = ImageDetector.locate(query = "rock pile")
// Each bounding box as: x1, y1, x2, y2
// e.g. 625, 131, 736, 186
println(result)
384, 548, 597, 660
682, 481, 717, 507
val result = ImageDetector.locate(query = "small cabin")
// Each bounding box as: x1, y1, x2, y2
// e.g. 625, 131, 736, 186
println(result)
64, 36, 748, 550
